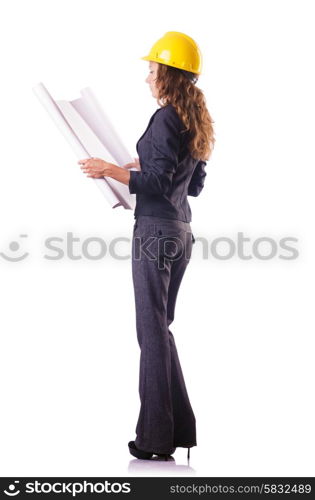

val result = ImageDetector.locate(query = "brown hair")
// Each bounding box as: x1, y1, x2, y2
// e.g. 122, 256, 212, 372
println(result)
155, 63, 215, 161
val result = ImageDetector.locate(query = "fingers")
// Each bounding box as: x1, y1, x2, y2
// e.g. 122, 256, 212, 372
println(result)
78, 157, 104, 178
78, 157, 99, 165
78, 158, 91, 173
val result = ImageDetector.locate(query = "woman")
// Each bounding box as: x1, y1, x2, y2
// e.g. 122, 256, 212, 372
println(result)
78, 31, 215, 461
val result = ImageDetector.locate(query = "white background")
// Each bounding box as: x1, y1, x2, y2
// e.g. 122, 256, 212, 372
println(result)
0, 0, 314, 477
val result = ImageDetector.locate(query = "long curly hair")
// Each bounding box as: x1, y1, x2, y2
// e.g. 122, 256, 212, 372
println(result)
155, 63, 215, 161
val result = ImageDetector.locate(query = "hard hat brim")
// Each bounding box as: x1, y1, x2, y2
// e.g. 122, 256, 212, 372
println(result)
140, 55, 201, 75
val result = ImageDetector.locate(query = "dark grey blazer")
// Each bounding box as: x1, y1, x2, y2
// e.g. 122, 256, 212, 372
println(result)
128, 104, 207, 222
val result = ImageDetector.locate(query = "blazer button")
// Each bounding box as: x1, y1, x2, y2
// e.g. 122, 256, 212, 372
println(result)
158, 230, 162, 235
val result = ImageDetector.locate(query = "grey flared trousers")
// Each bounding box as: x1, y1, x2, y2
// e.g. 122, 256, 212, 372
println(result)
131, 214, 197, 454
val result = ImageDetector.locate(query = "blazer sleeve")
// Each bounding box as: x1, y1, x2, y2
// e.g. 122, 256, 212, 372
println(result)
187, 160, 207, 197
128, 107, 181, 195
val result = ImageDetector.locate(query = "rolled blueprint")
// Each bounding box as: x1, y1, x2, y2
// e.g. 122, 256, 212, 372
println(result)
32, 82, 136, 210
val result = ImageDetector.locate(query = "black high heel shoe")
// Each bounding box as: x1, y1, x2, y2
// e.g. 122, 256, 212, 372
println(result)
155, 448, 176, 461
128, 441, 176, 460
128, 441, 153, 460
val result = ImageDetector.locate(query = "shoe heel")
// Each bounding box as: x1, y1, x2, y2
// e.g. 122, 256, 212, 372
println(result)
187, 447, 190, 460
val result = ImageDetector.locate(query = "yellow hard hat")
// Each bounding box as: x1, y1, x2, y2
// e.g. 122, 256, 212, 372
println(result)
141, 31, 202, 75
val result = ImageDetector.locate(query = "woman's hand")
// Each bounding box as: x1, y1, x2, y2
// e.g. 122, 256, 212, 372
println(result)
123, 157, 141, 171
78, 157, 116, 178
78, 156, 131, 186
